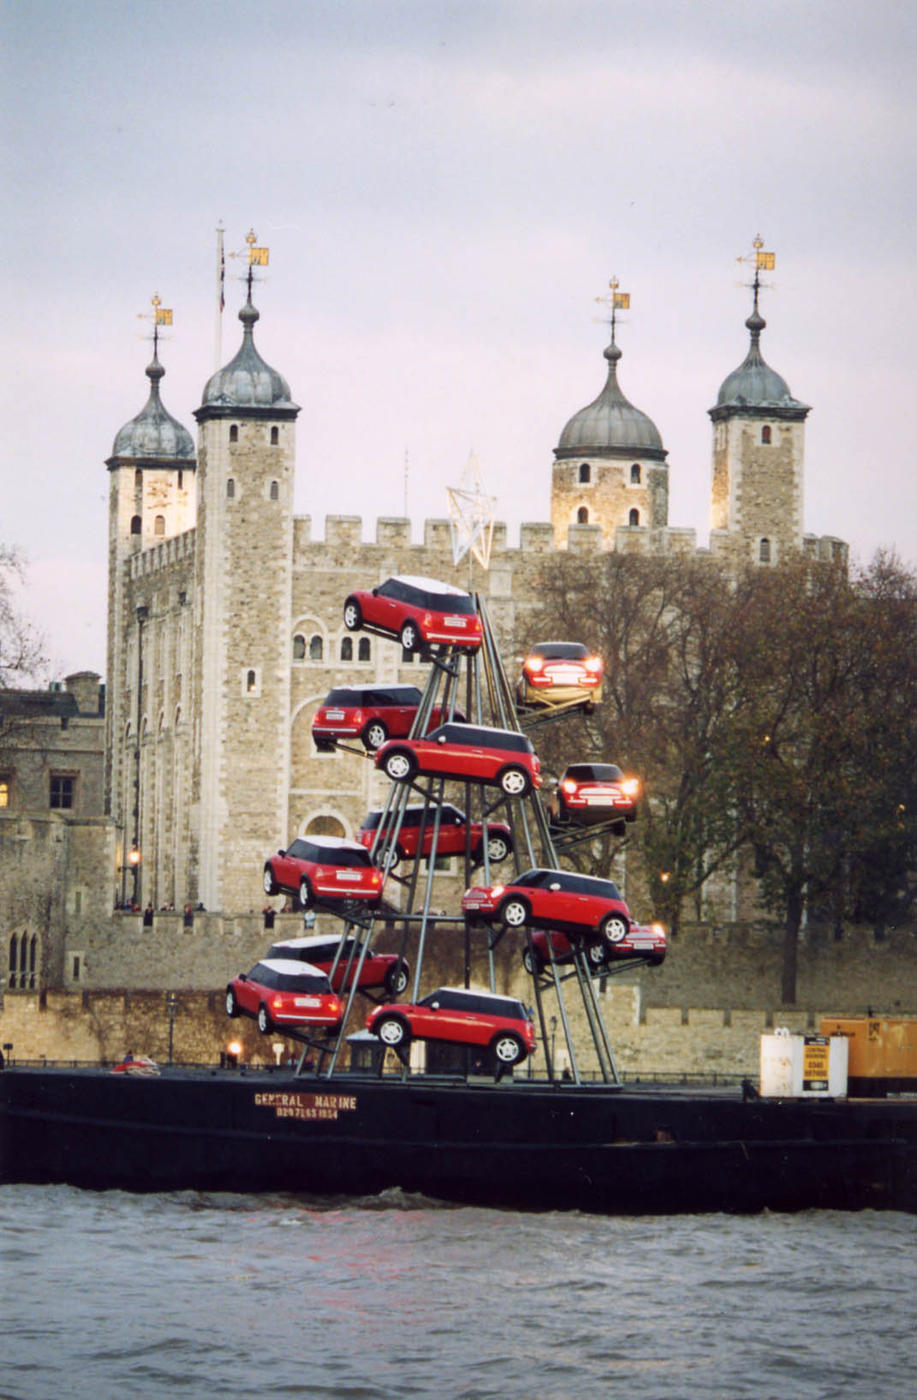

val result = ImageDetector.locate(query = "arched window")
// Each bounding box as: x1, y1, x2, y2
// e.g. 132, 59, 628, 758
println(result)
578, 463, 591, 484
340, 637, 353, 661
28, 933, 37, 989
630, 463, 641, 484
292, 634, 306, 660
229, 425, 238, 443
269, 481, 279, 501
306, 814, 346, 839
227, 478, 235, 499
629, 508, 640, 527
270, 426, 279, 445
177, 470, 183, 490
358, 637, 371, 662
154, 515, 165, 536
761, 425, 772, 445
8, 933, 17, 989
246, 669, 257, 693
134, 469, 143, 491
759, 538, 772, 563
130, 515, 142, 535
309, 634, 323, 661
576, 506, 589, 524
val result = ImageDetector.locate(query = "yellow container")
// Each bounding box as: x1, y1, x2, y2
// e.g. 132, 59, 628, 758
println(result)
819, 1017, 917, 1082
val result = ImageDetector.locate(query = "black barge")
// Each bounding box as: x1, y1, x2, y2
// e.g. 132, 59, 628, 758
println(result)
2, 1067, 915, 1214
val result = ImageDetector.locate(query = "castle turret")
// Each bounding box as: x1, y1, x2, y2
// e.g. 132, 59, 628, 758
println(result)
191, 283, 300, 910
552, 317, 669, 549
708, 271, 810, 566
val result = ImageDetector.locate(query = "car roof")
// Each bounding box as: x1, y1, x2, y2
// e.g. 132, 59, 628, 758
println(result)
325, 683, 420, 698
254, 958, 327, 977
268, 936, 342, 952
434, 985, 525, 1008
390, 574, 469, 598
296, 835, 366, 852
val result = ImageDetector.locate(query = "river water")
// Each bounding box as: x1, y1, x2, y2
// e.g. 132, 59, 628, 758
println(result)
2, 1185, 914, 1400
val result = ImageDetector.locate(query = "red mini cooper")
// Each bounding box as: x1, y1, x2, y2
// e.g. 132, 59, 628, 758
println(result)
366, 986, 537, 1067
462, 867, 632, 947
374, 723, 541, 797
226, 959, 342, 1034
521, 922, 667, 975
311, 684, 463, 753
267, 934, 410, 997
356, 803, 513, 869
551, 763, 640, 828
262, 836, 384, 909
343, 575, 483, 653
517, 641, 603, 708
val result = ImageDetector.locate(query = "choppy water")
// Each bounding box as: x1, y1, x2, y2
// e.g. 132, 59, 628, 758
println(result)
1, 1185, 914, 1400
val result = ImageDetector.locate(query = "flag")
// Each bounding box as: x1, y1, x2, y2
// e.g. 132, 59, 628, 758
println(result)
613, 292, 630, 309
249, 246, 269, 266
756, 251, 775, 270
155, 307, 173, 325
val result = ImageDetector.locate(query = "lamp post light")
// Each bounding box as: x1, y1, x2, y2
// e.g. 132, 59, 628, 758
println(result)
167, 992, 178, 1065
127, 842, 141, 908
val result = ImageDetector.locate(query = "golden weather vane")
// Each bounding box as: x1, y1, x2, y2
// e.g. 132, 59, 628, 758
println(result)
594, 276, 630, 338
736, 235, 776, 310
136, 293, 173, 349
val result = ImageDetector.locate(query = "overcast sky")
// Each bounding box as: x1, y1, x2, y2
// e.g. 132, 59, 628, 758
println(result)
4, 0, 915, 680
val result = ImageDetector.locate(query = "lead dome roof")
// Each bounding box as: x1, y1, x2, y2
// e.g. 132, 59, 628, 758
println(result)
108, 348, 195, 463
198, 292, 298, 416
712, 307, 810, 418
555, 338, 666, 461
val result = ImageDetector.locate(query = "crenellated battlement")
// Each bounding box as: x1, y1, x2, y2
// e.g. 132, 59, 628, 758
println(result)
128, 527, 196, 580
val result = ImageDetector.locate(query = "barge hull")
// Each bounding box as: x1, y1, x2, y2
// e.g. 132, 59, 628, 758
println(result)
2, 1069, 915, 1214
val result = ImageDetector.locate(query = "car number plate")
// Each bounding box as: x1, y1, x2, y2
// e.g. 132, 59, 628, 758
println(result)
325, 710, 345, 720
551, 669, 581, 682
295, 997, 320, 1006
335, 871, 361, 880
445, 616, 467, 626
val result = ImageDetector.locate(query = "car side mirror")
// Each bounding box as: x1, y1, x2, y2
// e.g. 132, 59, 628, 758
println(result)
549, 882, 561, 891
437, 734, 447, 744
277, 849, 285, 856
430, 1001, 440, 1010
239, 974, 248, 982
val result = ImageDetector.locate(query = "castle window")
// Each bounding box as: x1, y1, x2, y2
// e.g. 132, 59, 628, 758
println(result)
629, 508, 640, 527
178, 470, 183, 490
292, 634, 306, 661
0, 774, 10, 808
306, 814, 346, 839
759, 537, 772, 564
309, 634, 323, 661
130, 515, 142, 535
134, 469, 143, 491
340, 637, 353, 661
270, 427, 279, 445
358, 637, 371, 662
229, 425, 238, 443
8, 934, 19, 989
576, 506, 589, 524
245, 669, 258, 694
49, 774, 75, 810
761, 425, 772, 445
227, 478, 235, 499
630, 464, 641, 484
154, 515, 165, 536
578, 463, 591, 484
269, 480, 279, 501
72, 953, 82, 982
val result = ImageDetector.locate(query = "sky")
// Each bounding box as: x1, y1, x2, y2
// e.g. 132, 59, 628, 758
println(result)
3, 0, 916, 681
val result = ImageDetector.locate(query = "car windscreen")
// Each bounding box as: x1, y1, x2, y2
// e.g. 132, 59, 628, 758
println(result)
532, 643, 588, 659
318, 846, 372, 868
273, 972, 333, 993
564, 764, 623, 781
382, 579, 476, 613
322, 689, 364, 706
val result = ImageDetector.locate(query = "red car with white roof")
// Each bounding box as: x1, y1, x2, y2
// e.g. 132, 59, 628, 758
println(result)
462, 867, 632, 946
262, 836, 384, 909
311, 684, 463, 753
375, 723, 541, 797
517, 641, 603, 707
522, 922, 667, 975
343, 575, 483, 652
551, 763, 640, 828
366, 986, 537, 1067
356, 803, 513, 869
225, 958, 342, 1035
267, 934, 410, 997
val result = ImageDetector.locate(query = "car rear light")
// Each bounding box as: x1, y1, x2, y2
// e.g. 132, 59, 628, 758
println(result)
621, 778, 640, 797
371, 870, 382, 885
351, 710, 364, 725
652, 923, 666, 937
272, 996, 283, 1009
330, 998, 341, 1016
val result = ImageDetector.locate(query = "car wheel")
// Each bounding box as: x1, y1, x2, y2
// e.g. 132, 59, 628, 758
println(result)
299, 877, 314, 910
384, 749, 416, 783
225, 987, 239, 1017
500, 896, 530, 929
399, 620, 420, 652
263, 865, 279, 896
363, 720, 388, 752
600, 913, 629, 944
380, 845, 402, 872
486, 832, 511, 862
375, 1015, 409, 1048
491, 1033, 524, 1066
585, 939, 607, 970
383, 960, 410, 996
257, 1004, 273, 1034
343, 598, 362, 631
498, 766, 531, 798
583, 700, 596, 715
521, 946, 543, 976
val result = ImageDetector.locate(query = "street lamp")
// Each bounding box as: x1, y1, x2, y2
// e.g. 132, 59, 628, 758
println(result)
167, 992, 178, 1065
127, 842, 141, 908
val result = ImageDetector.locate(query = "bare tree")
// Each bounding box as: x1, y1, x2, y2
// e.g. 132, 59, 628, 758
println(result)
0, 545, 47, 688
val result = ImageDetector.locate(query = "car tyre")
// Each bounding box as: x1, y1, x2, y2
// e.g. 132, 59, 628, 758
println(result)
600, 913, 629, 944
363, 720, 388, 752
383, 960, 411, 997
500, 896, 531, 929
383, 749, 417, 783
491, 1033, 525, 1067
585, 939, 607, 970
225, 987, 240, 1017
485, 832, 511, 863
299, 877, 314, 910
375, 1015, 409, 1048
498, 765, 531, 798
399, 620, 420, 653
343, 598, 362, 631
263, 865, 279, 896
521, 946, 544, 976
257, 1004, 273, 1034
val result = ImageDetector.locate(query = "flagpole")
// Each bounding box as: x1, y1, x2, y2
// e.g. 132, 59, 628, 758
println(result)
215, 223, 225, 370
